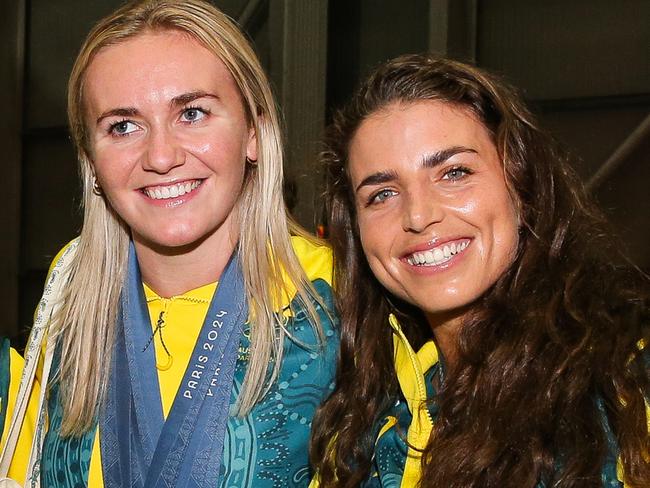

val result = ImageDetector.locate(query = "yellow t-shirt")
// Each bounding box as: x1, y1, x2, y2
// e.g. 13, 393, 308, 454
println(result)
87, 281, 216, 486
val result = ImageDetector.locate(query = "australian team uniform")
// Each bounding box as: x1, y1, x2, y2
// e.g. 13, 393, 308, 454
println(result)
360, 315, 647, 488
7, 235, 338, 487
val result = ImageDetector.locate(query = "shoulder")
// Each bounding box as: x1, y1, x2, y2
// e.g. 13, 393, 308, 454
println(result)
45, 238, 79, 280
38, 238, 79, 354
286, 236, 338, 334
290, 234, 333, 287
37, 237, 79, 327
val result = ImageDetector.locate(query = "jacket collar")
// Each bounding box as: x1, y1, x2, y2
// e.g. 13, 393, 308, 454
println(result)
389, 314, 438, 444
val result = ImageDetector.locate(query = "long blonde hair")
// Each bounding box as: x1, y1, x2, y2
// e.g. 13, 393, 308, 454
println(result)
55, 0, 324, 435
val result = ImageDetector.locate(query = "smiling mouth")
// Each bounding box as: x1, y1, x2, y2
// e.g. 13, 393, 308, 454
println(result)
141, 180, 203, 200
406, 239, 470, 266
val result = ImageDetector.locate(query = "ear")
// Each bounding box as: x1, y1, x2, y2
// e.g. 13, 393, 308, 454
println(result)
246, 126, 258, 163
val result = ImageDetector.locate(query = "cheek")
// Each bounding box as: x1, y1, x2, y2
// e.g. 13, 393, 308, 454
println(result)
198, 136, 248, 174
94, 157, 131, 190
358, 220, 398, 287
358, 222, 376, 261
189, 141, 213, 156
490, 199, 520, 272
357, 221, 380, 267
92, 142, 135, 175
357, 210, 387, 252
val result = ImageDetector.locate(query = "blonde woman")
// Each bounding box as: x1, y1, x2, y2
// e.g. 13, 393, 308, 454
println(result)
10, 1, 338, 486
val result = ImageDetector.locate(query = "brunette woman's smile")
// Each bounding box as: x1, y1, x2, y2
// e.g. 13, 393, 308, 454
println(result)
402, 237, 471, 269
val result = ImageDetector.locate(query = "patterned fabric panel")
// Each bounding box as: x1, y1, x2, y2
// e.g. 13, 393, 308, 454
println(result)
0, 337, 10, 437
362, 402, 411, 488
220, 278, 338, 487
41, 376, 94, 487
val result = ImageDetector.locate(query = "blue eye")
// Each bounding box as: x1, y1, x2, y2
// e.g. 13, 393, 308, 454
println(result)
180, 107, 208, 123
110, 120, 139, 136
369, 189, 397, 205
442, 166, 471, 181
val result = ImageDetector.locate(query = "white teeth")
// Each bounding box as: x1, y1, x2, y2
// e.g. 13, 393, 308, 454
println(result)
178, 182, 192, 195
433, 248, 444, 261
407, 240, 470, 267
144, 180, 202, 200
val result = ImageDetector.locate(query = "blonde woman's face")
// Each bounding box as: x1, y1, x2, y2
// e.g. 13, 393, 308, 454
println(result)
84, 30, 257, 256
349, 101, 519, 331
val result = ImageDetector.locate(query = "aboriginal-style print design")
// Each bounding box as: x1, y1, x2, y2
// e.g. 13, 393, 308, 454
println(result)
40, 278, 338, 487
0, 337, 10, 436
220, 278, 337, 487
41, 377, 94, 488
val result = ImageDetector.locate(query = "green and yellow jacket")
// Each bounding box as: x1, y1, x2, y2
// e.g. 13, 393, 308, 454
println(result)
10, 235, 339, 487
361, 315, 645, 488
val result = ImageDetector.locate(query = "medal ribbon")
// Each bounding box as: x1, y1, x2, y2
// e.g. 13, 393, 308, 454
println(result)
101, 243, 246, 487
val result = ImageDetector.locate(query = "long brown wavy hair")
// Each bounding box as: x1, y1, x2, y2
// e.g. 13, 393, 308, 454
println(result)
310, 54, 650, 487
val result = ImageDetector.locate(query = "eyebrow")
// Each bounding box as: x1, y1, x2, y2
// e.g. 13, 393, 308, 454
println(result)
421, 146, 477, 168
354, 145, 478, 193
355, 170, 399, 193
94, 91, 220, 125
171, 91, 219, 107
96, 107, 138, 125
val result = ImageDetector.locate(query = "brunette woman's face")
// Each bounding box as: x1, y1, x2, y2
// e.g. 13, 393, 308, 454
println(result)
348, 101, 519, 328
83, 30, 257, 255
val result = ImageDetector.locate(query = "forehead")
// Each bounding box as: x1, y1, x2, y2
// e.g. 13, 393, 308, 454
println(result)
348, 100, 495, 177
83, 30, 240, 111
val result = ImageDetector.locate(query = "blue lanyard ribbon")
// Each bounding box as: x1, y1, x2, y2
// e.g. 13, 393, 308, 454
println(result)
100, 243, 247, 487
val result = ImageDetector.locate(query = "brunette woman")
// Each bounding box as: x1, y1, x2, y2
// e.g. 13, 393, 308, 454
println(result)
311, 55, 649, 487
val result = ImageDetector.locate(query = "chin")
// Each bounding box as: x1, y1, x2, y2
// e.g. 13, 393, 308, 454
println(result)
406, 286, 476, 313
134, 227, 208, 253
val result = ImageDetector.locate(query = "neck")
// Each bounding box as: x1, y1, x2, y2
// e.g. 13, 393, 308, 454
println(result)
134, 230, 237, 298
426, 307, 471, 367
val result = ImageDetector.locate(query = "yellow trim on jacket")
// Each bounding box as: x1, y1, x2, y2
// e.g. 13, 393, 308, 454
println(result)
388, 314, 437, 486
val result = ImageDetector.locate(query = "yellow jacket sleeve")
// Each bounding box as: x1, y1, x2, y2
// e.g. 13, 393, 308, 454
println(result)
0, 348, 41, 484
1, 241, 74, 482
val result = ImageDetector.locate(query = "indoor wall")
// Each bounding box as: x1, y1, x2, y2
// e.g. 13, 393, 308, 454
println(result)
1, 0, 648, 344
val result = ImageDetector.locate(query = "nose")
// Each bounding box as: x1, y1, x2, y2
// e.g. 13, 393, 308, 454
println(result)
401, 189, 444, 233
142, 126, 185, 173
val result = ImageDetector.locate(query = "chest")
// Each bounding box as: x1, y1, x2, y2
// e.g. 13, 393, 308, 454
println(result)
40, 285, 338, 488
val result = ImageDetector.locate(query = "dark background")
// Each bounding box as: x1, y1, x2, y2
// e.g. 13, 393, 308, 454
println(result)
1, 0, 649, 345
